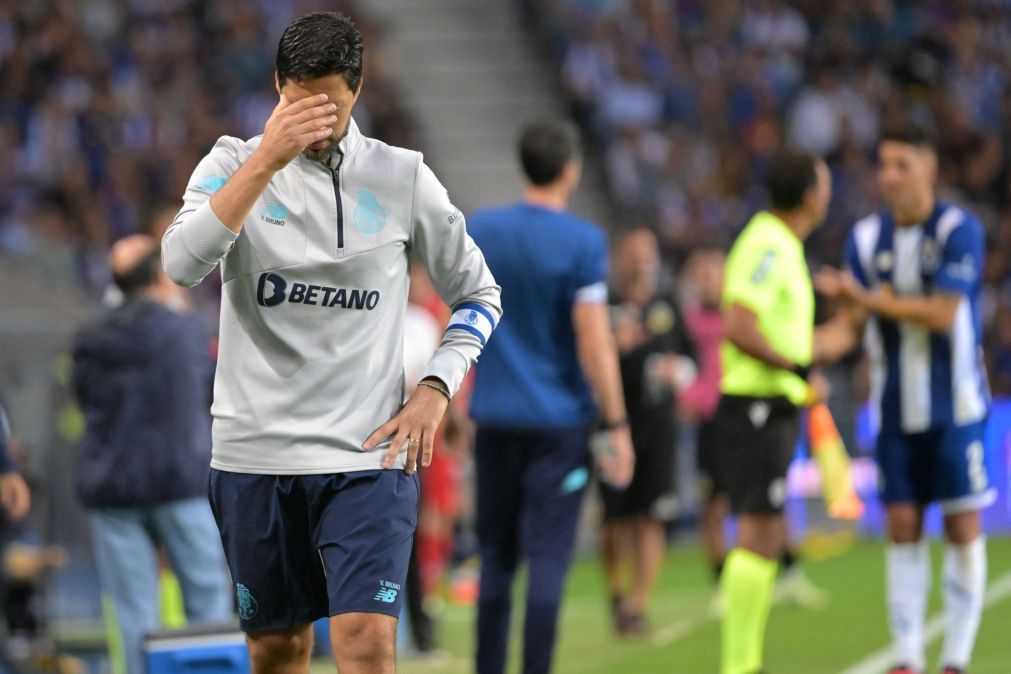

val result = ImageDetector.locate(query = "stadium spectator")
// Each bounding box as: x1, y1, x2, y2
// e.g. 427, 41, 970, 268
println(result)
527, 1, 1011, 381
467, 119, 634, 674
600, 228, 696, 637
71, 235, 231, 674
679, 247, 730, 581
989, 303, 1011, 396
0, 1, 415, 302
7, 0, 1011, 393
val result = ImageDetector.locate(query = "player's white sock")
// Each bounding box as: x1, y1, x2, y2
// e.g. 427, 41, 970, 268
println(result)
886, 540, 930, 670
940, 535, 987, 670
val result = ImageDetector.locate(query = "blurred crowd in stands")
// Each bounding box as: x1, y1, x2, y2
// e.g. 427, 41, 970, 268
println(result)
0, 0, 416, 293
527, 0, 1011, 394
4, 0, 1011, 396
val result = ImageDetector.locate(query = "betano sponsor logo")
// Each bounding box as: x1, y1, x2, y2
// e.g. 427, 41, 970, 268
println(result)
256, 272, 380, 310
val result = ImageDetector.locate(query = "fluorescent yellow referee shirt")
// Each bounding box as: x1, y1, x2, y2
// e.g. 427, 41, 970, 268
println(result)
720, 211, 813, 406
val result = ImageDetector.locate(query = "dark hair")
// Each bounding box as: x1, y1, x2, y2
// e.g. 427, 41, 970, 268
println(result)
879, 122, 935, 150
276, 12, 364, 92
766, 150, 819, 211
518, 120, 581, 186
113, 248, 162, 295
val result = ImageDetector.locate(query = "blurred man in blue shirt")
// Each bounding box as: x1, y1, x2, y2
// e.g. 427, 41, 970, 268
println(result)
468, 120, 634, 674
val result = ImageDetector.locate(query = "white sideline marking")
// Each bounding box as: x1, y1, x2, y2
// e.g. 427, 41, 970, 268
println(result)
839, 569, 1011, 674
649, 618, 698, 647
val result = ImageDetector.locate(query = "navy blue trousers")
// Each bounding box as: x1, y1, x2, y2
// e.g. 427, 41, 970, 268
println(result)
474, 425, 590, 674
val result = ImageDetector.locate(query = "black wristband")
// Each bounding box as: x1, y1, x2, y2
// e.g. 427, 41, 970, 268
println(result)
790, 363, 812, 381
600, 418, 629, 431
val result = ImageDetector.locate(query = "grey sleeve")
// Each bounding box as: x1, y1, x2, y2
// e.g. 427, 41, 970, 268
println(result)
409, 158, 502, 397
162, 137, 242, 287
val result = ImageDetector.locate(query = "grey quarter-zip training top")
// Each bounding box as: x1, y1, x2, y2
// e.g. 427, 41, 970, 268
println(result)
163, 118, 502, 474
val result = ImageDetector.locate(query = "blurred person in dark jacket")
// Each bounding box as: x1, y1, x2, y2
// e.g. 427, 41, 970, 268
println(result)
71, 235, 231, 674
600, 228, 696, 636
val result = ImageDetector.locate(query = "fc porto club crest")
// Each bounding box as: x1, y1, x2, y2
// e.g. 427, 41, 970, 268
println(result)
646, 301, 675, 336
920, 238, 940, 274
354, 189, 387, 235
875, 250, 894, 274
236, 583, 258, 620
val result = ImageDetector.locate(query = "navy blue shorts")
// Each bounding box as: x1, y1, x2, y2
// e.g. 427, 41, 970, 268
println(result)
877, 420, 996, 513
208, 469, 418, 633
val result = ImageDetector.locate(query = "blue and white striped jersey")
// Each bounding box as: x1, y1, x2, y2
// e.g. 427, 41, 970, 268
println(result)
845, 202, 989, 434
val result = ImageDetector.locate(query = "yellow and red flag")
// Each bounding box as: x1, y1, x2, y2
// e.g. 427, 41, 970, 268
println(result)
808, 402, 865, 521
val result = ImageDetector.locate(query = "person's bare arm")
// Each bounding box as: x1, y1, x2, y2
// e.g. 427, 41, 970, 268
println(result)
723, 303, 798, 371
812, 305, 867, 364
573, 302, 627, 425
821, 267, 960, 333
810, 266, 870, 364
211, 94, 337, 233
163, 93, 338, 286
861, 286, 961, 333
573, 302, 634, 488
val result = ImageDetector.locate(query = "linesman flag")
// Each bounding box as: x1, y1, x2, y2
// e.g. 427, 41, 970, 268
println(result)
807, 402, 864, 521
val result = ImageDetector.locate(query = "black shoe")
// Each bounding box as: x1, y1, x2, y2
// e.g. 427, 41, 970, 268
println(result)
616, 610, 650, 637
609, 594, 623, 633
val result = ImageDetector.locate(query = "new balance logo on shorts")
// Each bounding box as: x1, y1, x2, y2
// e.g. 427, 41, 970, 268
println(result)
374, 579, 400, 603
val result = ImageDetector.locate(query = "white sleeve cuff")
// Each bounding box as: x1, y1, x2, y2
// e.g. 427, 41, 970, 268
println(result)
421, 348, 470, 398
574, 280, 608, 305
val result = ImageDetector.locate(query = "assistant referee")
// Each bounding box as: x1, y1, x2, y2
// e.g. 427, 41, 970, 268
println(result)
714, 150, 831, 674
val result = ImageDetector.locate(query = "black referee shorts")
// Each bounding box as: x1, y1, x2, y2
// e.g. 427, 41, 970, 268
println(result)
696, 417, 724, 501
712, 394, 800, 514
